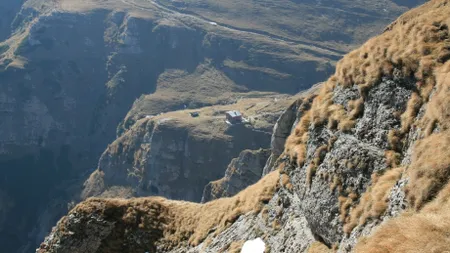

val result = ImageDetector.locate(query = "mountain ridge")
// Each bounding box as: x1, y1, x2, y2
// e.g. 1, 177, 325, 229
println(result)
36, 1, 450, 252
0, 0, 427, 252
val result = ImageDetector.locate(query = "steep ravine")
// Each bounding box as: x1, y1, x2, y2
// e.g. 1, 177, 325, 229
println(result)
0, 5, 329, 253
0, 0, 427, 252
37, 1, 450, 252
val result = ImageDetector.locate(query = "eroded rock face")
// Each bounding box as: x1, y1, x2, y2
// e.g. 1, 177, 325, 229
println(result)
83, 118, 271, 202
172, 190, 316, 253
39, 187, 317, 253
36, 75, 422, 253
263, 93, 317, 175
190, 75, 419, 252
9, 0, 436, 251
202, 149, 270, 202
0, 2, 329, 250
287, 77, 414, 245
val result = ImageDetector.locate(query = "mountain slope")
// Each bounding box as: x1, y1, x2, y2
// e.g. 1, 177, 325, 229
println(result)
37, 0, 450, 252
156, 0, 421, 52
0, 0, 425, 252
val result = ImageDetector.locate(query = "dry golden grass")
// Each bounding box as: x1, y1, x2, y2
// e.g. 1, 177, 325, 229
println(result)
281, 174, 293, 192
338, 196, 353, 223
306, 145, 329, 186
387, 129, 402, 152
72, 171, 280, 250
285, 110, 311, 167
385, 151, 402, 168
330, 175, 342, 193
208, 177, 227, 199
400, 92, 422, 134
271, 219, 282, 231
348, 98, 365, 120
344, 167, 403, 234
280, 3, 450, 244
71, 1, 450, 251
422, 60, 450, 134
334, 0, 450, 93
307, 241, 333, 253
355, 182, 450, 253
285, 0, 450, 168
348, 2, 450, 247
165, 170, 279, 247
405, 132, 450, 210
220, 240, 244, 253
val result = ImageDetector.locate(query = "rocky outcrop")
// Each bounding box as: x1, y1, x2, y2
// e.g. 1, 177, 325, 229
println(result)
83, 116, 271, 202
37, 1, 450, 252
0, 1, 332, 250
262, 90, 318, 176
288, 76, 414, 246
38, 171, 284, 253
202, 149, 270, 202
83, 96, 294, 203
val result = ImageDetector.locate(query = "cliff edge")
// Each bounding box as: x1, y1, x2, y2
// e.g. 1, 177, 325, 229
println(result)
38, 1, 450, 252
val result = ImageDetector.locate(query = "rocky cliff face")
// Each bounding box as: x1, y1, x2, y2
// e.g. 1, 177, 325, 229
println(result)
201, 149, 271, 203
263, 86, 320, 176
0, 1, 330, 250
37, 1, 450, 252
0, 0, 427, 252
83, 115, 271, 202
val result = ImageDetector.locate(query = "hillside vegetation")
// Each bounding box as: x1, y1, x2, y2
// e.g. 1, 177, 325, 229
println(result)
0, 0, 429, 252
39, 171, 280, 252
38, 1, 450, 252
282, 0, 450, 251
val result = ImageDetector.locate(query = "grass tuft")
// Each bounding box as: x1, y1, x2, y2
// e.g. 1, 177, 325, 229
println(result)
343, 167, 403, 234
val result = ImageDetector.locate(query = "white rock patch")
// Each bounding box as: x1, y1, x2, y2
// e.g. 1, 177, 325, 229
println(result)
241, 238, 265, 253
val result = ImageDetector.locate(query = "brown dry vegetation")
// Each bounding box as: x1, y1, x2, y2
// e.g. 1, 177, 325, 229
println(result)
351, 0, 450, 248
228, 241, 245, 253
405, 133, 450, 210
307, 241, 333, 253
355, 182, 450, 252
282, 0, 450, 246
207, 177, 228, 200
281, 174, 293, 192
343, 167, 403, 234
400, 92, 422, 134
307, 145, 329, 187
286, 0, 450, 166
72, 170, 280, 250
47, 1, 450, 251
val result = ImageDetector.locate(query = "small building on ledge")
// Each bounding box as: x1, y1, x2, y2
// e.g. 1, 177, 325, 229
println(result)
225, 110, 242, 124
190, 112, 200, 117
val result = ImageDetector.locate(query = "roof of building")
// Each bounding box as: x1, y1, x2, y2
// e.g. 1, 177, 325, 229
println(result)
226, 110, 242, 117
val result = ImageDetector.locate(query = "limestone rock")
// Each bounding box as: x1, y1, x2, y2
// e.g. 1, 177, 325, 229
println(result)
202, 149, 270, 202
